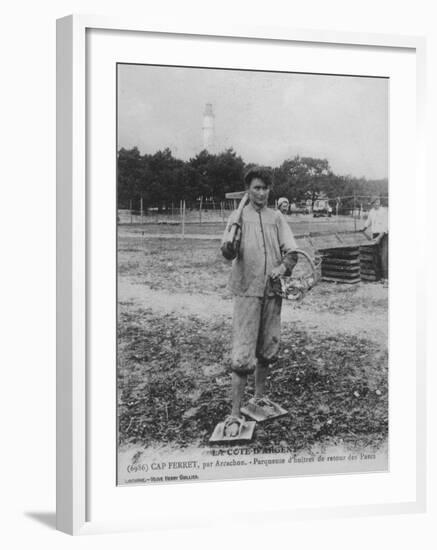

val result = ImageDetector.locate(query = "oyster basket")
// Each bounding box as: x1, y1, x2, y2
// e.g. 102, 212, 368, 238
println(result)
277, 248, 322, 301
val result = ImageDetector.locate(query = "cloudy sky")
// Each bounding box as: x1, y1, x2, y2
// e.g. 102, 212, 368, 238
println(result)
118, 64, 388, 179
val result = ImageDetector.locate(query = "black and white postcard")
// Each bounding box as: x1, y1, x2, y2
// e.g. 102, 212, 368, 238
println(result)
116, 64, 389, 485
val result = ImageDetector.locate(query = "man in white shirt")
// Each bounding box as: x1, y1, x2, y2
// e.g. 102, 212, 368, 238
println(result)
362, 196, 388, 283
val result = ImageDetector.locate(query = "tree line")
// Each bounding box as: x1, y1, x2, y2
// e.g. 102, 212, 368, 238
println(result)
117, 147, 388, 210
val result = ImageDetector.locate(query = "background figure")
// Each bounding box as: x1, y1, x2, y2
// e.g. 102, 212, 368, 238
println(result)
277, 197, 290, 215
362, 196, 388, 282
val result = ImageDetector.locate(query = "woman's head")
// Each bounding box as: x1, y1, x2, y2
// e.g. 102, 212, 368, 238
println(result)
277, 197, 289, 214
244, 168, 272, 209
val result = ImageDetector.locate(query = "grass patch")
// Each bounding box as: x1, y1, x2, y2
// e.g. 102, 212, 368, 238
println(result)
118, 309, 388, 452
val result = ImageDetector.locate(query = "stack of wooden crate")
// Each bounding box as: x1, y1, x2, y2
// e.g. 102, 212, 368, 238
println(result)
321, 247, 361, 284
295, 232, 379, 284
359, 244, 379, 282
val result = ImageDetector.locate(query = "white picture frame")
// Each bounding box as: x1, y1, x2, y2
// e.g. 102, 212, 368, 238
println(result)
56, 14, 427, 535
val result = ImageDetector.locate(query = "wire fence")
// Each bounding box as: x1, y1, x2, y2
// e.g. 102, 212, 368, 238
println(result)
117, 195, 388, 238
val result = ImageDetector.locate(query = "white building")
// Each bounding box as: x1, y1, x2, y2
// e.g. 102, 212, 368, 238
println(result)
202, 103, 215, 152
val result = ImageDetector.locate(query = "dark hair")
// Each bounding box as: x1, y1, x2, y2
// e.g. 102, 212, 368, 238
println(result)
244, 167, 273, 188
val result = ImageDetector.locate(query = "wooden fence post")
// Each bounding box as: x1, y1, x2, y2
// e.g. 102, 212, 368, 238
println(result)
353, 193, 357, 231
181, 200, 186, 239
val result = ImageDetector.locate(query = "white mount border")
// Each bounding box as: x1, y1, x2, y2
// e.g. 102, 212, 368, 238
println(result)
56, 14, 426, 535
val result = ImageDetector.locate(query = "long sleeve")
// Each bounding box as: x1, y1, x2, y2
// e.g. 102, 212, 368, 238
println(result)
282, 250, 298, 272
221, 211, 238, 244
363, 209, 374, 230
276, 212, 298, 273
276, 212, 297, 252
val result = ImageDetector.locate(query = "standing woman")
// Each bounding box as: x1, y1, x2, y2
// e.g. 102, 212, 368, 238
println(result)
216, 168, 298, 440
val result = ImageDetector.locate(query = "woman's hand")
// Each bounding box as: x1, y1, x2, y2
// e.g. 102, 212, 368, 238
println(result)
220, 240, 237, 260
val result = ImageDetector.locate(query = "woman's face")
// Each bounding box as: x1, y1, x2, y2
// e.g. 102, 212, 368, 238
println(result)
279, 202, 289, 214
248, 178, 269, 208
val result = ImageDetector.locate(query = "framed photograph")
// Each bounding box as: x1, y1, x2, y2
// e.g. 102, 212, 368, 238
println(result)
56, 15, 426, 535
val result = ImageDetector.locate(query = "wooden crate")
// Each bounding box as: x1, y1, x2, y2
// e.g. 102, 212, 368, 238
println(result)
321, 247, 361, 284
359, 244, 379, 282
294, 231, 379, 284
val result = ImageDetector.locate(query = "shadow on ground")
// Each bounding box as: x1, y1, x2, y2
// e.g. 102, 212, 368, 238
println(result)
25, 511, 56, 530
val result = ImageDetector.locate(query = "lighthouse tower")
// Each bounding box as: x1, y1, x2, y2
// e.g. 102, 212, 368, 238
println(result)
202, 103, 215, 152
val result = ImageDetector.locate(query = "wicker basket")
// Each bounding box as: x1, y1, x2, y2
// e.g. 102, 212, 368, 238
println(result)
273, 249, 322, 301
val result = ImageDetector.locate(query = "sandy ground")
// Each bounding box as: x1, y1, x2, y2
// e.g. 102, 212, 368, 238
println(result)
117, 230, 388, 479
119, 277, 388, 346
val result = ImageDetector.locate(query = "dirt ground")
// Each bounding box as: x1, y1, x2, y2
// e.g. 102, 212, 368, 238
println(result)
117, 227, 388, 453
